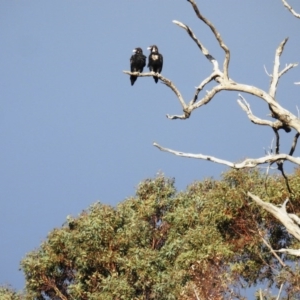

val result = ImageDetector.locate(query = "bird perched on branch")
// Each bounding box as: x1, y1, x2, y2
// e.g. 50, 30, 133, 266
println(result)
130, 47, 146, 86
147, 45, 163, 83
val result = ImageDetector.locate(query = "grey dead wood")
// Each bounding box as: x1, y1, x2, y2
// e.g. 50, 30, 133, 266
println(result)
124, 0, 300, 259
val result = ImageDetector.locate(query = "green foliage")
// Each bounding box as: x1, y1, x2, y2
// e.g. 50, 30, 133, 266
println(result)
0, 285, 23, 300
20, 169, 300, 299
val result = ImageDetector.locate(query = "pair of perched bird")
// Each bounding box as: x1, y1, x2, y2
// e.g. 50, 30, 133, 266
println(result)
130, 45, 163, 86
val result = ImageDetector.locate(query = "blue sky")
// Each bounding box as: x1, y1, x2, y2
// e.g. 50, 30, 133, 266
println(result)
0, 0, 299, 293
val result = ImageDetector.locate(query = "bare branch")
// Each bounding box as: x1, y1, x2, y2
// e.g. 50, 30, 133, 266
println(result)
237, 95, 286, 129
42, 275, 68, 300
153, 142, 300, 168
276, 248, 300, 256
194, 287, 201, 300
282, 0, 300, 18
289, 213, 300, 225
263, 65, 272, 77
172, 20, 220, 72
289, 133, 300, 155
251, 194, 300, 257
166, 113, 189, 120
123, 71, 187, 110
273, 128, 280, 155
272, 125, 293, 196
187, 0, 230, 80
269, 38, 288, 98
190, 71, 222, 105
276, 284, 284, 300
278, 63, 298, 78
248, 192, 300, 241
267, 139, 275, 152
191, 82, 300, 134
191, 84, 224, 109
277, 160, 293, 194
282, 133, 300, 192
258, 231, 286, 267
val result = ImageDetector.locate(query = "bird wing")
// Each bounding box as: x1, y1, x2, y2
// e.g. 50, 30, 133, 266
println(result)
131, 54, 146, 72
159, 54, 163, 71
130, 54, 138, 72
130, 54, 134, 66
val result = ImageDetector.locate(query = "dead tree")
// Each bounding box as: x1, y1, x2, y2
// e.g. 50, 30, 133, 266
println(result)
124, 0, 300, 262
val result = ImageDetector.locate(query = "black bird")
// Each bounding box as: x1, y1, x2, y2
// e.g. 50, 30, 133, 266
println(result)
130, 47, 146, 86
147, 45, 163, 83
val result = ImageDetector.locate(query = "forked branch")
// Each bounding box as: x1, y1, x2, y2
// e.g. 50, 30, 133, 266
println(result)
238, 94, 287, 130
153, 142, 300, 168
249, 192, 300, 256
172, 20, 220, 72
187, 0, 230, 80
124, 1, 300, 169
190, 71, 221, 105
269, 37, 298, 98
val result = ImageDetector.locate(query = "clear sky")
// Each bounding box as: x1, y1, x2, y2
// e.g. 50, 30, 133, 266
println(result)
0, 0, 299, 293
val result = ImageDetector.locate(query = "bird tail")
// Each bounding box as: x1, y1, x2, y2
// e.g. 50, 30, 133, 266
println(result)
153, 76, 158, 83
130, 76, 137, 86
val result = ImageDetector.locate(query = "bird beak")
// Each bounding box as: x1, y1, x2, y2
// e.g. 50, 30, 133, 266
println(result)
132, 49, 137, 53
147, 47, 151, 50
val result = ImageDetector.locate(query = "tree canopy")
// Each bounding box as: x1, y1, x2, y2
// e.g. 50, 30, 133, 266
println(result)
0, 285, 22, 300
20, 168, 300, 299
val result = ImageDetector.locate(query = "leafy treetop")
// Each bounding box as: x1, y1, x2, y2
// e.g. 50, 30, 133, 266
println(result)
21, 168, 300, 299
